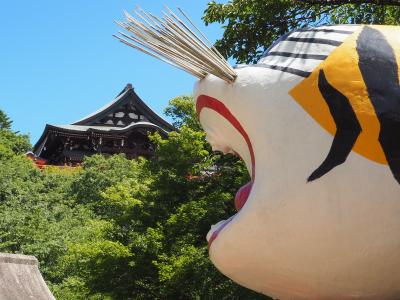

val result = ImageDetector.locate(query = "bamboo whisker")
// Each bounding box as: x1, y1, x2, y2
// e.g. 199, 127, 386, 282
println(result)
114, 7, 236, 83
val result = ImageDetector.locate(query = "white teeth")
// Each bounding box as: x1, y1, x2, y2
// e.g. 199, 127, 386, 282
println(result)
206, 215, 236, 242
206, 219, 226, 242
211, 144, 231, 154
206, 134, 232, 154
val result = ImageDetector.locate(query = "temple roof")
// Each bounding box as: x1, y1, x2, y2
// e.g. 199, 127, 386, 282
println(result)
72, 83, 174, 130
33, 84, 174, 156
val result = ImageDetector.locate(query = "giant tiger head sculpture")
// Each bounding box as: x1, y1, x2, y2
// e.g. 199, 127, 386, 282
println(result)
115, 8, 400, 299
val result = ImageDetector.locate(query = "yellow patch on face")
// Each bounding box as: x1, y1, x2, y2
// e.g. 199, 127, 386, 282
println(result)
289, 25, 400, 165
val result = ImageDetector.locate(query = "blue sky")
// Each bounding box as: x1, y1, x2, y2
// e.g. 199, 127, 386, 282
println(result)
0, 1, 227, 144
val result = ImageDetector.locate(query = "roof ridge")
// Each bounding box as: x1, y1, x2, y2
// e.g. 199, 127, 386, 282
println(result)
71, 84, 174, 131
71, 84, 133, 125
115, 83, 133, 97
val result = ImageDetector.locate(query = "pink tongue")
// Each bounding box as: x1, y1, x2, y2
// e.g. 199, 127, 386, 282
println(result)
234, 181, 253, 211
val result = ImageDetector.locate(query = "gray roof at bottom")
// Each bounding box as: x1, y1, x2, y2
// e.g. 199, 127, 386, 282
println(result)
0, 253, 55, 300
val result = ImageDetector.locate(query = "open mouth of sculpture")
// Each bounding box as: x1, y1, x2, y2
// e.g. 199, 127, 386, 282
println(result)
196, 95, 255, 248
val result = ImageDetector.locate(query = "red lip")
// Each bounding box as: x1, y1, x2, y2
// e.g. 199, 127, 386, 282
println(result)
235, 181, 253, 211
196, 95, 255, 247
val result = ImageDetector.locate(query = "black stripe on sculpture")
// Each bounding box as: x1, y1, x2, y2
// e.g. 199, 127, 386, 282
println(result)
308, 70, 362, 182
260, 27, 351, 59
265, 52, 328, 60
357, 26, 400, 184
286, 37, 342, 46
296, 28, 355, 34
255, 64, 311, 77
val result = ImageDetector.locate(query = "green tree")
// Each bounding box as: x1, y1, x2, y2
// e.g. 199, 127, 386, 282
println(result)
134, 96, 263, 299
59, 96, 263, 299
0, 110, 12, 130
0, 99, 267, 299
0, 113, 120, 299
0, 110, 30, 158
203, 0, 400, 63
164, 95, 202, 131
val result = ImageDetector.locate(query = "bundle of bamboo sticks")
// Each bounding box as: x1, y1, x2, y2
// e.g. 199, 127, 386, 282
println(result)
114, 6, 237, 83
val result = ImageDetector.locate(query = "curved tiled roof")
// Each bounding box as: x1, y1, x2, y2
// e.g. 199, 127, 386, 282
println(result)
49, 122, 168, 134
33, 84, 175, 156
72, 84, 174, 131
33, 121, 168, 155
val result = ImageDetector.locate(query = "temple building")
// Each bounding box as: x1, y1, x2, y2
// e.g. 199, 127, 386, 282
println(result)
32, 84, 174, 166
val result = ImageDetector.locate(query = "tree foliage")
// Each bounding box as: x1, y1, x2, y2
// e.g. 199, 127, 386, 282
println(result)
0, 110, 12, 130
203, 0, 400, 63
0, 110, 30, 159
0, 103, 266, 299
